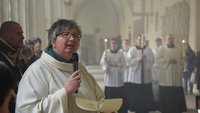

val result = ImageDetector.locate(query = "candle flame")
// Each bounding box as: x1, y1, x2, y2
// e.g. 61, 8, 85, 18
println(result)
182, 40, 185, 44
104, 38, 108, 42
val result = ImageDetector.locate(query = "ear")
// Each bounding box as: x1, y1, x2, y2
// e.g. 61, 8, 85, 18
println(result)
51, 39, 56, 48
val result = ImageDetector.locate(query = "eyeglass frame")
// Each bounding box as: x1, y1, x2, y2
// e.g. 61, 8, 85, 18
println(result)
56, 32, 81, 40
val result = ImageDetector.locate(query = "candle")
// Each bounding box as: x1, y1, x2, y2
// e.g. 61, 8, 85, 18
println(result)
104, 38, 108, 51
182, 39, 186, 57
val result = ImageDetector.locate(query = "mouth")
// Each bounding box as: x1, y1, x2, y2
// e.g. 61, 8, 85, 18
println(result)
66, 44, 75, 50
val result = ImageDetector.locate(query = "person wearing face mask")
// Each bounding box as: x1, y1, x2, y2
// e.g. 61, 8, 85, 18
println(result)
15, 19, 104, 113
156, 34, 187, 113
100, 37, 128, 113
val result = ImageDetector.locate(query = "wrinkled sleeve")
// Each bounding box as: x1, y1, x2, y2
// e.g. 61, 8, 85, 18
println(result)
100, 50, 108, 72
80, 64, 104, 101
127, 47, 140, 66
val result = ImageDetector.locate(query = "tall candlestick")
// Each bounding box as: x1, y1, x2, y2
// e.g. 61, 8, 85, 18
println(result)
141, 34, 145, 48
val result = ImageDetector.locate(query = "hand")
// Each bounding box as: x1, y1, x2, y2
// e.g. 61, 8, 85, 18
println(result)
64, 70, 81, 95
139, 53, 146, 61
110, 62, 118, 67
169, 58, 177, 64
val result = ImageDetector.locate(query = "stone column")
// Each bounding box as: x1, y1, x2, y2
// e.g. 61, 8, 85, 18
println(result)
189, 0, 200, 52
18, 0, 27, 38
45, 0, 51, 30
1, 0, 9, 22
10, 0, 18, 21
51, 0, 61, 21
197, 0, 200, 51
61, 0, 67, 19
27, 0, 37, 37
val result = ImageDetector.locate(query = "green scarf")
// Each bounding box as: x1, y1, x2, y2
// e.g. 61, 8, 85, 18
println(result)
46, 48, 72, 63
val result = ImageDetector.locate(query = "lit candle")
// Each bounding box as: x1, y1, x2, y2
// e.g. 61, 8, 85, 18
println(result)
104, 38, 108, 51
182, 39, 186, 57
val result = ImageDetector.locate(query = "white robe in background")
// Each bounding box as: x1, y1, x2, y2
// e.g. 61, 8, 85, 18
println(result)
100, 49, 126, 87
121, 48, 130, 83
15, 52, 104, 113
156, 45, 182, 86
152, 48, 161, 81
126, 46, 154, 84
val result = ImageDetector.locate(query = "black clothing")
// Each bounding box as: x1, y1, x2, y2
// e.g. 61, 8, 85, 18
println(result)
0, 39, 26, 113
159, 86, 187, 113
125, 83, 156, 112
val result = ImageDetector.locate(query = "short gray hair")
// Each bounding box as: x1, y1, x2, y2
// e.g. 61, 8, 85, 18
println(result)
47, 19, 81, 48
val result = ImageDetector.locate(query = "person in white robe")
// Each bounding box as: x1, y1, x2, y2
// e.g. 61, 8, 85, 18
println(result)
156, 34, 187, 113
100, 37, 128, 113
121, 39, 130, 83
125, 34, 156, 113
151, 37, 162, 107
15, 19, 104, 113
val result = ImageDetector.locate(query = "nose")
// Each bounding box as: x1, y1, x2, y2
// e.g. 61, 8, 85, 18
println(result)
21, 35, 25, 40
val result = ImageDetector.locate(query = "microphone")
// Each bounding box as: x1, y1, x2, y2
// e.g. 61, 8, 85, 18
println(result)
72, 52, 79, 72
72, 52, 79, 93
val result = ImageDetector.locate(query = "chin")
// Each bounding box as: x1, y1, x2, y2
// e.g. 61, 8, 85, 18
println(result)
65, 50, 74, 55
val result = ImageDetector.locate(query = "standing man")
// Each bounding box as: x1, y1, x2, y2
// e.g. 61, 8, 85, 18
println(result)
100, 37, 128, 113
121, 39, 130, 83
0, 21, 25, 113
125, 34, 156, 113
156, 34, 187, 113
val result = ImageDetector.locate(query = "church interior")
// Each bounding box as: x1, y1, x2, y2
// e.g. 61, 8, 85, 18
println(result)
1, 0, 200, 113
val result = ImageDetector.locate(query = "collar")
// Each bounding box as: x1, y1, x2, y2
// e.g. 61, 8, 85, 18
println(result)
110, 49, 118, 53
167, 44, 175, 48
136, 45, 146, 50
46, 48, 73, 63
122, 48, 129, 52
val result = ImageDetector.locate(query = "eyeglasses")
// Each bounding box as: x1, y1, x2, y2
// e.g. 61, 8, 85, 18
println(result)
56, 32, 81, 39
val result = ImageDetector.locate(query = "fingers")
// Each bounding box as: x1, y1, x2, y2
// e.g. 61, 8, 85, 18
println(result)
72, 70, 81, 82
71, 70, 80, 78
65, 70, 81, 95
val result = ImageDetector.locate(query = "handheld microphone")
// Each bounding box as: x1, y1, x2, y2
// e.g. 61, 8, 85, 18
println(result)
72, 52, 79, 93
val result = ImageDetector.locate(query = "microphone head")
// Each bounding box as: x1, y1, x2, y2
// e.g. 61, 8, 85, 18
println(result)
72, 53, 79, 62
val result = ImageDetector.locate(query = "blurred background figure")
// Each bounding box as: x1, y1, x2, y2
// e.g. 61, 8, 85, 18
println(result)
0, 61, 14, 113
156, 34, 187, 113
152, 37, 163, 108
122, 38, 130, 83
182, 43, 195, 94
0, 21, 25, 113
23, 39, 39, 67
31, 36, 42, 58
125, 34, 156, 113
195, 51, 200, 91
100, 37, 128, 113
